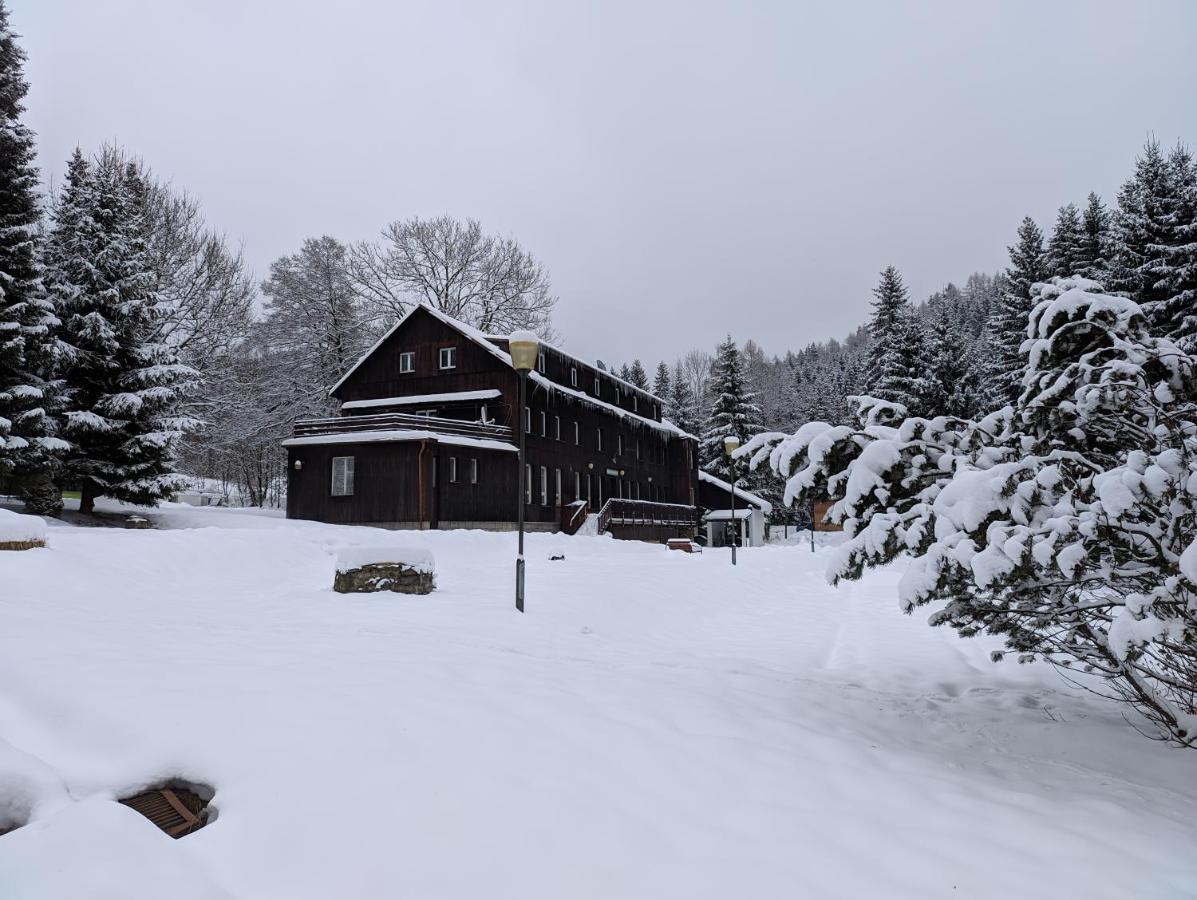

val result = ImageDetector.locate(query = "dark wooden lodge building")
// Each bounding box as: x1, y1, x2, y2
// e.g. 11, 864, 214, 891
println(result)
285, 306, 701, 540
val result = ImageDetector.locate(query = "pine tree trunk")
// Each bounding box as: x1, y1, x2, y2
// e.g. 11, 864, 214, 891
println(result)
79, 481, 98, 515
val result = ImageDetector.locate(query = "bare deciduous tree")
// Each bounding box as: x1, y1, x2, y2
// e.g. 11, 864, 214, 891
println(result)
350, 215, 557, 338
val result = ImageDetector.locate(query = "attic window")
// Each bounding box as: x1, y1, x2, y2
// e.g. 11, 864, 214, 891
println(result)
570, 367, 578, 386
438, 347, 456, 369
118, 783, 213, 839
399, 352, 414, 373
537, 351, 546, 373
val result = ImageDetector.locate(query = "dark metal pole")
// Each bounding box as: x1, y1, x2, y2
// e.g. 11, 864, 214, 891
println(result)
809, 501, 816, 553
729, 464, 737, 566
516, 371, 527, 612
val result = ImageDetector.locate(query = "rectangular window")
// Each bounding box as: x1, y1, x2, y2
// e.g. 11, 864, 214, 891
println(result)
525, 407, 532, 433
470, 458, 478, 484
539, 411, 546, 437
573, 421, 580, 445
525, 464, 532, 503
570, 367, 578, 387
574, 471, 581, 501
554, 416, 561, 441
331, 456, 354, 496
617, 434, 623, 456
555, 468, 562, 507
540, 466, 548, 505
538, 351, 546, 373
438, 346, 456, 369
596, 428, 603, 452
594, 375, 601, 396
633, 396, 639, 413
449, 456, 458, 483
399, 351, 414, 373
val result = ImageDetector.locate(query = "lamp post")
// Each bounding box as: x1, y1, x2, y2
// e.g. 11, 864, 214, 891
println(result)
723, 435, 740, 565
509, 330, 540, 613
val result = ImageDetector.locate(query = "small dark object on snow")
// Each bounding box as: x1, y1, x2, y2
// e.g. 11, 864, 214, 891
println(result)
125, 515, 152, 529
334, 563, 434, 594
549, 554, 565, 561
119, 782, 213, 838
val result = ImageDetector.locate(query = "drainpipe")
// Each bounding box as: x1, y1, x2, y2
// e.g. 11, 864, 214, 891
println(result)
417, 439, 428, 530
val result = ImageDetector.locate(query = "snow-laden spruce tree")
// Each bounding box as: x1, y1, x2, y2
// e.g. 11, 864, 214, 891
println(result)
1075, 192, 1112, 281
1110, 140, 1197, 350
699, 336, 763, 482
1046, 203, 1083, 278
921, 304, 979, 419
666, 361, 699, 435
0, 1, 65, 513
980, 217, 1048, 410
743, 277, 1197, 746
45, 150, 198, 515
652, 361, 670, 400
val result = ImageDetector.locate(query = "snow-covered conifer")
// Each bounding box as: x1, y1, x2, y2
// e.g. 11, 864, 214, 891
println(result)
651, 361, 670, 400
666, 361, 699, 435
45, 149, 198, 514
1046, 203, 1083, 278
699, 336, 763, 482
980, 217, 1047, 409
920, 305, 978, 418
626, 359, 648, 390
744, 277, 1197, 746
0, 1, 64, 512
1075, 192, 1112, 281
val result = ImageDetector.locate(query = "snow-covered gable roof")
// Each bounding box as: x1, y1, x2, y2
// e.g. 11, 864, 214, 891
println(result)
486, 333, 665, 406
697, 470, 772, 514
330, 304, 696, 440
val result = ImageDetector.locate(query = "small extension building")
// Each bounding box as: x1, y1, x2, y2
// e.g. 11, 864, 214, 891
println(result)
284, 305, 701, 540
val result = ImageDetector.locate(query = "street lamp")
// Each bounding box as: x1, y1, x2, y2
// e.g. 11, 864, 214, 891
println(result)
723, 435, 740, 566
509, 331, 540, 613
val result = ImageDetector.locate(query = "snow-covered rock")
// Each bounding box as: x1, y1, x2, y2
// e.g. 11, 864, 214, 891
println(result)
332, 545, 435, 574
0, 507, 46, 547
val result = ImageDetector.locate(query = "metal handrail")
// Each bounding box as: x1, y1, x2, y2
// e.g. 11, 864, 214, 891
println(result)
595, 498, 699, 532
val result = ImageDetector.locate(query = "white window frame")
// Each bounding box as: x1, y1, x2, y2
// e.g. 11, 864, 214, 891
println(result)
448, 456, 458, 483
538, 350, 546, 373
570, 367, 578, 387
594, 375, 601, 396
596, 428, 603, 452
555, 468, 562, 507
398, 351, 415, 373
554, 416, 560, 441
539, 410, 546, 437
633, 395, 639, 413
525, 464, 532, 503
617, 433, 623, 456
540, 465, 548, 506
470, 458, 478, 484
525, 407, 532, 433
438, 346, 457, 370
574, 470, 581, 501
573, 421, 580, 445
331, 456, 354, 496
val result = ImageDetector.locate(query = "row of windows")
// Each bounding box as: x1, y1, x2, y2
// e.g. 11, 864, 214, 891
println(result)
397, 347, 457, 374
523, 464, 672, 507
330, 453, 481, 496
397, 342, 658, 419
523, 409, 668, 463
329, 455, 677, 505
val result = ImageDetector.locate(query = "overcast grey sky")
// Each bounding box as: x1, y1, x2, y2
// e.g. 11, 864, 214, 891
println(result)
15, 0, 1197, 364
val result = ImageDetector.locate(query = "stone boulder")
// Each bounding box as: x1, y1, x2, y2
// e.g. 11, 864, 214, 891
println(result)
332, 546, 436, 595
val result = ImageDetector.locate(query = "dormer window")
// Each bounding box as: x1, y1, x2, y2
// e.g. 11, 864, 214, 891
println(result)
438, 347, 456, 370
594, 375, 601, 396
399, 352, 414, 373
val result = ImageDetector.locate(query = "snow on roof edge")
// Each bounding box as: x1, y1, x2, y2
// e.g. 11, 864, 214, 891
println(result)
486, 333, 665, 406
341, 390, 501, 410
698, 469, 772, 514
282, 429, 517, 453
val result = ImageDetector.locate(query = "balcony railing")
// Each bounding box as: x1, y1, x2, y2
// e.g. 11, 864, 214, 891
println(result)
293, 411, 514, 443
596, 498, 699, 533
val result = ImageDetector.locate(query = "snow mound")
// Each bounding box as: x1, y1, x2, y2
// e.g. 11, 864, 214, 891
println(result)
0, 508, 46, 545
333, 545, 436, 573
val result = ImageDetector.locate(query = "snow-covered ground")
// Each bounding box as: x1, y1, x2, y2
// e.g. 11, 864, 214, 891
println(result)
1, 505, 1194, 899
